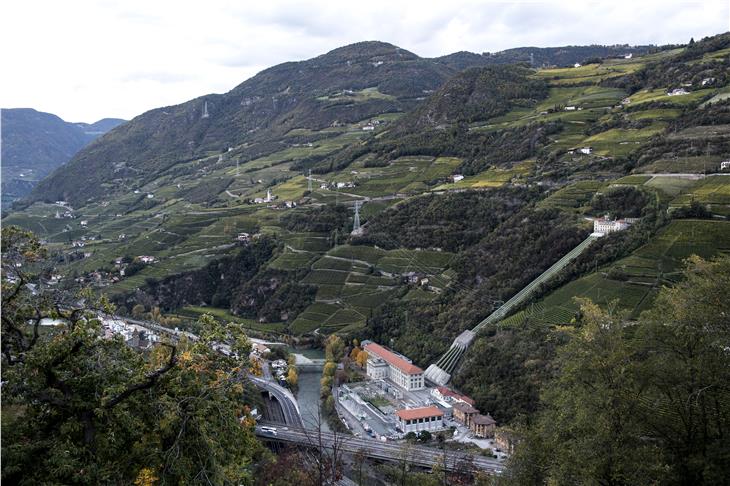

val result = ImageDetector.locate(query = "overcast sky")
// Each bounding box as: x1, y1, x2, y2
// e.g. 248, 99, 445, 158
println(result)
2, 0, 728, 122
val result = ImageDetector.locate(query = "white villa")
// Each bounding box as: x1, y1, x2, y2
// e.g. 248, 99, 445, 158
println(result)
593, 215, 638, 235
363, 342, 425, 391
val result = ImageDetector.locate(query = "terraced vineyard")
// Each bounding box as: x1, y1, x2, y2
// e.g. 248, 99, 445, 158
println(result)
511, 219, 730, 325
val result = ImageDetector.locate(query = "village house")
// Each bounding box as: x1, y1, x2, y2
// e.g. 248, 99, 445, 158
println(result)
237, 232, 251, 242
363, 341, 425, 391
396, 406, 445, 434
579, 147, 592, 155
720, 160, 730, 170
451, 174, 465, 182
80, 220, 88, 227
138, 256, 156, 264
452, 401, 480, 427
470, 413, 497, 438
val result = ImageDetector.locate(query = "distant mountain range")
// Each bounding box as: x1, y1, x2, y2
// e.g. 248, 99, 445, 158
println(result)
1, 108, 125, 205
25, 42, 664, 206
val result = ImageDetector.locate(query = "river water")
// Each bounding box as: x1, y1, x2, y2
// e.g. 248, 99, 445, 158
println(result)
293, 348, 331, 432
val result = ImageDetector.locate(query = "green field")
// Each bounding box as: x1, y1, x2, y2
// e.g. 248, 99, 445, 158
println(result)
584, 123, 667, 156
434, 160, 533, 190
638, 155, 725, 174
670, 176, 730, 215
539, 180, 607, 212
179, 306, 286, 334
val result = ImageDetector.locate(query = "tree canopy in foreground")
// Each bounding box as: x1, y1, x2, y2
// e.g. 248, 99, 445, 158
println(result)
1, 226, 263, 485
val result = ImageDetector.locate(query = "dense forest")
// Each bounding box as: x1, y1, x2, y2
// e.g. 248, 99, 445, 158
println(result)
353, 187, 540, 251
364, 205, 588, 365
116, 236, 317, 324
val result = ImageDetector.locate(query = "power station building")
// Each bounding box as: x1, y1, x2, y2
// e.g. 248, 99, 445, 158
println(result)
395, 406, 445, 433
363, 342, 425, 391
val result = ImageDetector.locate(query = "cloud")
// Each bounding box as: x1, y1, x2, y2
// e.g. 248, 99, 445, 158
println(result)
1, 0, 727, 122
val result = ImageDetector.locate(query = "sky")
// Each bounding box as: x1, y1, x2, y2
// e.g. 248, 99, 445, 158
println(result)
2, 0, 728, 122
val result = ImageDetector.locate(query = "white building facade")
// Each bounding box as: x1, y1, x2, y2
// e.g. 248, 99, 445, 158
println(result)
364, 342, 425, 391
396, 406, 445, 434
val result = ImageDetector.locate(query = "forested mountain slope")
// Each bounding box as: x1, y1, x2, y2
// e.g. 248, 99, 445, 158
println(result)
4, 34, 730, 392
1, 108, 124, 204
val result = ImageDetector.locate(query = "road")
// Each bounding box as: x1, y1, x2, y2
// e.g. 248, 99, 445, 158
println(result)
256, 426, 503, 474
250, 376, 304, 428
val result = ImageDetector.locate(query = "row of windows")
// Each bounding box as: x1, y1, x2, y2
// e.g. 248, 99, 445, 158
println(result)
403, 416, 441, 425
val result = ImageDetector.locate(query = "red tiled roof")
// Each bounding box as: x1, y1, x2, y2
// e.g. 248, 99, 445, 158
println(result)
396, 406, 444, 421
364, 343, 423, 375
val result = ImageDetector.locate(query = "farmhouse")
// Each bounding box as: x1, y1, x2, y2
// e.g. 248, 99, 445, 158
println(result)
363, 341, 425, 391
451, 174, 465, 182
396, 406, 445, 433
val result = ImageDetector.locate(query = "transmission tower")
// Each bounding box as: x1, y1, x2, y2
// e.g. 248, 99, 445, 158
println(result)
352, 201, 362, 234
307, 169, 312, 192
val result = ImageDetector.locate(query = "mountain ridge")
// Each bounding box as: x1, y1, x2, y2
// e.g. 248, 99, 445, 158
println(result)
27, 40, 668, 206
1, 108, 126, 205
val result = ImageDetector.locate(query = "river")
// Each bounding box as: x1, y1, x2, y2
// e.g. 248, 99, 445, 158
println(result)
293, 349, 331, 432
